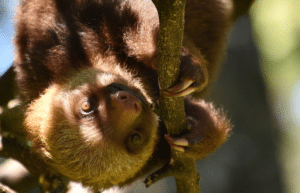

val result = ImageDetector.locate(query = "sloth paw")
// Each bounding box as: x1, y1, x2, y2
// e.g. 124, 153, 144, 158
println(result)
164, 113, 230, 159
163, 50, 208, 97
164, 116, 204, 155
163, 78, 201, 97
164, 133, 203, 153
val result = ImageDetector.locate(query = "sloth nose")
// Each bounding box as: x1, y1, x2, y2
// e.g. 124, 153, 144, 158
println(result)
112, 91, 143, 115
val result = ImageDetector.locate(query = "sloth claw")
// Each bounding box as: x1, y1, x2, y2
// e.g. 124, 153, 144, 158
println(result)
164, 133, 204, 153
163, 79, 196, 97
164, 134, 189, 146
164, 134, 189, 152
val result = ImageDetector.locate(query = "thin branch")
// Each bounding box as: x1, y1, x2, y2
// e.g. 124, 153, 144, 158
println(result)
146, 0, 201, 192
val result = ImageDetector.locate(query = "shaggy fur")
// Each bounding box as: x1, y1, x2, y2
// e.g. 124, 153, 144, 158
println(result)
13, 0, 233, 190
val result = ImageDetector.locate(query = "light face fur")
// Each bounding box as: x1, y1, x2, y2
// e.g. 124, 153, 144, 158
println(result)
25, 67, 158, 188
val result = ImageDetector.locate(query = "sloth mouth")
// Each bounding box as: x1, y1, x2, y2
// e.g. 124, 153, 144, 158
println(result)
107, 83, 148, 109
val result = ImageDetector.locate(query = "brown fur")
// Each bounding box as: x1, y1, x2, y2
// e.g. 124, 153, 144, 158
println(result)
13, 0, 233, 190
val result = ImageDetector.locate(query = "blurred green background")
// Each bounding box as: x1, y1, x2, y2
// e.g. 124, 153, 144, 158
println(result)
251, 0, 300, 192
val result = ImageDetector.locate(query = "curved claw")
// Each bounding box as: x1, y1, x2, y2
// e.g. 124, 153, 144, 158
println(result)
164, 132, 204, 152
164, 134, 189, 152
163, 79, 196, 97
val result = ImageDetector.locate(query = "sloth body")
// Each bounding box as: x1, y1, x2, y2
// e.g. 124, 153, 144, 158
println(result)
13, 0, 232, 190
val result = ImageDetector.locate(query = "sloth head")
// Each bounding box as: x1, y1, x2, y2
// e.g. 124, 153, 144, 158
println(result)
25, 67, 159, 189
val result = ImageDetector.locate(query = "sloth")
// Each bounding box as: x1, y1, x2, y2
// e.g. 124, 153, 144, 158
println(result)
13, 0, 233, 190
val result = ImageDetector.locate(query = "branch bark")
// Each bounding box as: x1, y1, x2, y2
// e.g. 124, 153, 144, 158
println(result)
146, 0, 201, 192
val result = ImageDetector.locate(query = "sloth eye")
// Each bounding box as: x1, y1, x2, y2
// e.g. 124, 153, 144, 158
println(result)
81, 100, 94, 113
131, 133, 142, 146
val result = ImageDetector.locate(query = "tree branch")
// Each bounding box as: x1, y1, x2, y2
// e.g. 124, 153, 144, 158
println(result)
146, 0, 201, 192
